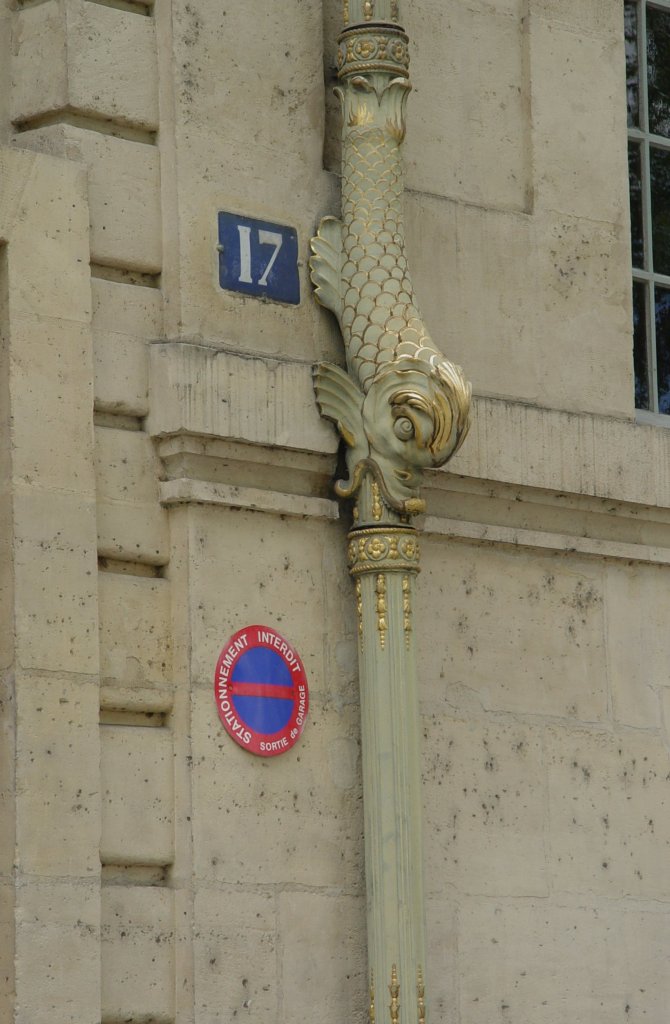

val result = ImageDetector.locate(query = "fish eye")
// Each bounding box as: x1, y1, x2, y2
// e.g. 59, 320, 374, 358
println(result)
394, 416, 414, 440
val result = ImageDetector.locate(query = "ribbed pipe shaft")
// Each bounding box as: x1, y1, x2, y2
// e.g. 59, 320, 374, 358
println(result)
349, 475, 427, 1022
344, 0, 402, 27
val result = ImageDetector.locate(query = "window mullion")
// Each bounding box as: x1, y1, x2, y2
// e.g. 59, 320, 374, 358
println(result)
639, 2, 661, 411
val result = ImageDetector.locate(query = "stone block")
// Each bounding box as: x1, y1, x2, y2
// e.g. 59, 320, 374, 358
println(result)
447, 396, 670, 510
604, 561, 669, 729
13, 493, 98, 676
17, 124, 162, 272
0, 494, 14, 672
457, 896, 670, 1023
417, 539, 608, 721
0, 881, 14, 1022
406, 2, 527, 210
101, 884, 174, 1023
92, 277, 161, 415
163, 128, 340, 360
532, 211, 633, 418
15, 878, 100, 1024
0, 672, 15, 875
2, 150, 91, 323
95, 426, 168, 565
530, 15, 628, 224
278, 891, 366, 1024
532, 0, 625, 41
191, 688, 363, 890
15, 675, 100, 878
0, 5, 10, 147
193, 888, 278, 1023
99, 571, 171, 685
148, 343, 338, 455
12, 1, 158, 129
546, 726, 670, 899
662, 689, 670, 744
9, 318, 95, 492
100, 723, 174, 866
425, 897, 458, 1024
161, 0, 343, 358
422, 716, 548, 897
10, 3, 67, 127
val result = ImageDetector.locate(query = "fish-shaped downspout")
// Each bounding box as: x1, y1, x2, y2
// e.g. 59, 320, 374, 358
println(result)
311, 0, 471, 515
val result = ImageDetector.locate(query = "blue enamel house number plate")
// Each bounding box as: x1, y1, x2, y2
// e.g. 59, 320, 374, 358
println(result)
217, 211, 301, 305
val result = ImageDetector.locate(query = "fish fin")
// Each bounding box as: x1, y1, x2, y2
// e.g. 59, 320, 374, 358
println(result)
314, 363, 364, 447
310, 217, 344, 321
314, 363, 369, 500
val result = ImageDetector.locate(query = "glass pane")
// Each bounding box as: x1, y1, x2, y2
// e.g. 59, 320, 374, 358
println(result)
650, 145, 670, 274
633, 281, 650, 409
648, 5, 670, 137
656, 286, 670, 412
625, 1, 639, 128
629, 142, 645, 268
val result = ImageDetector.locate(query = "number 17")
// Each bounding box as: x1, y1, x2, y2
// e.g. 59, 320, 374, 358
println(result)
237, 226, 283, 287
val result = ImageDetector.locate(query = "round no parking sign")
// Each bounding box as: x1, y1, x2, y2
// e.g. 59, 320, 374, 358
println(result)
214, 625, 309, 757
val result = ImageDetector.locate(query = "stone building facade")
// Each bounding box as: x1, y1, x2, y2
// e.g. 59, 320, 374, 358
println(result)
2, 1, 670, 1022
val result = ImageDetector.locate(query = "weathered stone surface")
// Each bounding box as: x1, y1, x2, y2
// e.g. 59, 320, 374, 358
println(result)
417, 539, 607, 721
15, 878, 100, 1024
0, 880, 13, 1021
98, 571, 171, 686
92, 278, 162, 416
407, 1, 527, 210
191, 688, 363, 890
13, 493, 98, 676
546, 726, 670, 900
148, 343, 338, 453
279, 891, 367, 1024
457, 896, 670, 1023
162, 0, 342, 362
95, 426, 168, 565
11, 1, 158, 129
101, 724, 174, 867
101, 885, 174, 1023
193, 888, 278, 1023
530, 14, 628, 224
422, 715, 548, 898
185, 505, 345, 693
0, 150, 91, 321
604, 562, 669, 729
15, 675, 100, 879
16, 124, 162, 272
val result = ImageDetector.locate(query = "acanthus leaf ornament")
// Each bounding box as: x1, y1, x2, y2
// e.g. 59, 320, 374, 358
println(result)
311, 3, 471, 516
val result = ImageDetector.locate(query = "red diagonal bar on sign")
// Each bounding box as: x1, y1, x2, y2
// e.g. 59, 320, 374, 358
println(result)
230, 682, 295, 700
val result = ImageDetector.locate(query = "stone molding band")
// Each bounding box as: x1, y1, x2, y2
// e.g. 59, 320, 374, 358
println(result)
337, 25, 410, 79
348, 526, 421, 576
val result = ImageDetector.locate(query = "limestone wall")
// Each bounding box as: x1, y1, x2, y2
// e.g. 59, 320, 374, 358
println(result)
1, 1, 669, 1023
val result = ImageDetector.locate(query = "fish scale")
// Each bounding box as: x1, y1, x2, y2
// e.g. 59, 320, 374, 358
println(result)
339, 124, 443, 392
309, 4, 471, 513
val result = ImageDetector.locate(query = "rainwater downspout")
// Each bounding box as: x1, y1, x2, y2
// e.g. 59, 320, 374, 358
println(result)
310, 2, 472, 1020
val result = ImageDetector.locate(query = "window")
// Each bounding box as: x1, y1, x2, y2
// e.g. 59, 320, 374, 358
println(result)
627, 0, 670, 414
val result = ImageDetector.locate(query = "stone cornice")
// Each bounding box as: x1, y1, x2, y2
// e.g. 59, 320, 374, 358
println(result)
148, 344, 670, 510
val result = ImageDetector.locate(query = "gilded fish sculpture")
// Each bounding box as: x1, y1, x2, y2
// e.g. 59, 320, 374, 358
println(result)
310, 0, 471, 515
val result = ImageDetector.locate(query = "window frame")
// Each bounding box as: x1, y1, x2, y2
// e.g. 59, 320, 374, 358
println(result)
628, 0, 670, 417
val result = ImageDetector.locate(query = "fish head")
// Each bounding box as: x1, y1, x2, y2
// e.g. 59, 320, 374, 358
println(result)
362, 355, 471, 509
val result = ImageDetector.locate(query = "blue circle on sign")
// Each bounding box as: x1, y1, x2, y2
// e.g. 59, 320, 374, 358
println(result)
231, 648, 294, 733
